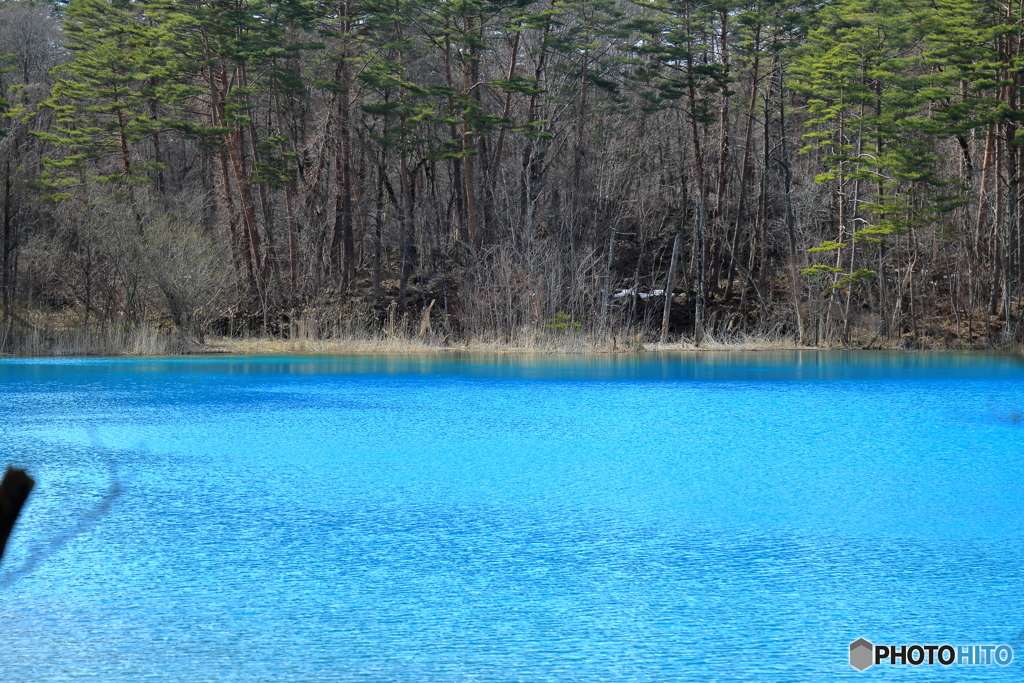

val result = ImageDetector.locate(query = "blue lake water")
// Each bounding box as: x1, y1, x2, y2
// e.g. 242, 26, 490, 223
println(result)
0, 351, 1022, 681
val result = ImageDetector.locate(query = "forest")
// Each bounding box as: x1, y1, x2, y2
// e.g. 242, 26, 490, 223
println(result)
0, 0, 1022, 351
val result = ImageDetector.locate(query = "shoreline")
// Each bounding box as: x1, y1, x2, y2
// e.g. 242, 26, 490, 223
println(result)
2, 332, 1017, 358
198, 334, 809, 356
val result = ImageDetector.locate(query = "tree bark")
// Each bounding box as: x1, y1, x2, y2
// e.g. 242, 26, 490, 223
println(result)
661, 229, 681, 344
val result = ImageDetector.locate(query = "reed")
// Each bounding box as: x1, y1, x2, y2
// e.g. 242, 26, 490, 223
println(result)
0, 306, 951, 358
201, 324, 809, 356
1, 315, 179, 357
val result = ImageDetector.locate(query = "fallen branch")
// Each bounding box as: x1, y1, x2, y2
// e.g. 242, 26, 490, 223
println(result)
0, 467, 34, 566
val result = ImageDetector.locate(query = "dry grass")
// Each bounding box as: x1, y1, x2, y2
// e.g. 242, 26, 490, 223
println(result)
650, 334, 807, 353
200, 326, 809, 356
2, 307, 986, 358
1, 311, 180, 357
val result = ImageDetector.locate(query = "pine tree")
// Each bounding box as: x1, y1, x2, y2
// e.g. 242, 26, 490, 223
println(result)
792, 0, 949, 338
630, 0, 731, 341
36, 0, 167, 190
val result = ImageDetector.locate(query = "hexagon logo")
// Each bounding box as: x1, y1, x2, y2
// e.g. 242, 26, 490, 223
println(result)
850, 638, 874, 671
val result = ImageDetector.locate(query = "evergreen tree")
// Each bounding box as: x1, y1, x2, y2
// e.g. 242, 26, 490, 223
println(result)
37, 0, 166, 189
793, 0, 954, 337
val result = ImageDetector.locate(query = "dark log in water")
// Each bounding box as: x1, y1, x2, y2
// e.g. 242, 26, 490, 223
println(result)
0, 466, 34, 565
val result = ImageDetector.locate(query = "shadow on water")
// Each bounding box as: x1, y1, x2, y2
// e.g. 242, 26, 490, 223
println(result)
5, 349, 1024, 384
0, 430, 122, 588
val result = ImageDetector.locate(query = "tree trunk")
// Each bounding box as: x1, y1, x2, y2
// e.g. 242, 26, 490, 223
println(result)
662, 229, 682, 344
775, 54, 803, 344
332, 30, 356, 289
2, 159, 10, 321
